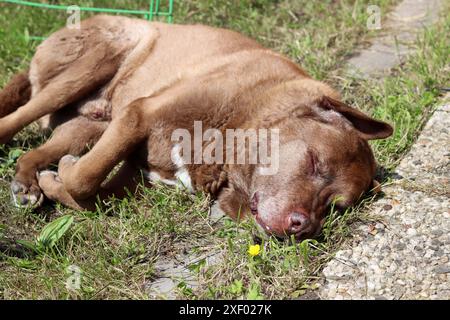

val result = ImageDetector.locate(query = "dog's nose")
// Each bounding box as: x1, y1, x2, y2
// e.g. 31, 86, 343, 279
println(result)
285, 211, 310, 235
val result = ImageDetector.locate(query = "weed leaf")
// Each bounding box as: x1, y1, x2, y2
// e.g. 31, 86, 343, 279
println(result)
37, 215, 74, 249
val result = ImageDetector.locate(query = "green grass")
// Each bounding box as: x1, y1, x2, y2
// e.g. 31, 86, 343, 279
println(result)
346, 22, 450, 169
1, 0, 449, 299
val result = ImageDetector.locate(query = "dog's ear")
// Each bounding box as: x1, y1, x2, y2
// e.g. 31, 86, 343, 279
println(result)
218, 185, 249, 221
217, 165, 253, 221
320, 96, 393, 140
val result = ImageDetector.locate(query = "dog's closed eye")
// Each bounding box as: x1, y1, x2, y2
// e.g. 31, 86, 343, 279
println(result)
250, 192, 259, 216
307, 149, 319, 176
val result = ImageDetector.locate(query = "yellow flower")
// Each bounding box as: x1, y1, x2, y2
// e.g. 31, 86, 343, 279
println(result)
248, 244, 261, 257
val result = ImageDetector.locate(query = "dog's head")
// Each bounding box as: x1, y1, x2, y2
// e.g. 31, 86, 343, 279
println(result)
218, 79, 393, 240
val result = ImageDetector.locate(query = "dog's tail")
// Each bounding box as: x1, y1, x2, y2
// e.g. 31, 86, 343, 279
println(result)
0, 70, 31, 118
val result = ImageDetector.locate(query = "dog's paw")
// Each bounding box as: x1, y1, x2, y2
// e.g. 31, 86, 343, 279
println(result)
59, 154, 79, 169
57, 154, 79, 180
204, 180, 221, 194
10, 179, 44, 208
37, 170, 61, 198
200, 170, 228, 195
38, 170, 85, 211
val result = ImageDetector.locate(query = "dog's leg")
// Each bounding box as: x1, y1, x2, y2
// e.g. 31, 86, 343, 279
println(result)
11, 117, 107, 207
54, 100, 152, 200
0, 45, 122, 144
0, 70, 31, 118
38, 160, 145, 210
43, 81, 193, 204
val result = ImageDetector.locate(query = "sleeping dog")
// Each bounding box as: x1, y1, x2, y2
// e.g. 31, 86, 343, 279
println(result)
0, 15, 392, 240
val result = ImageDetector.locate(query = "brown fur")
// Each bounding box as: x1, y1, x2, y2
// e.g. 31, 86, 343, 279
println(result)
0, 70, 31, 118
0, 15, 393, 239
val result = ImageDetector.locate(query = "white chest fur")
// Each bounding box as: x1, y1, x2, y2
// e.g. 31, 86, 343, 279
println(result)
143, 144, 194, 193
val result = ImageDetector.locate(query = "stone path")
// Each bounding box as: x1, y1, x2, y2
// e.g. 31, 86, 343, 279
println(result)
146, 202, 225, 299
319, 100, 449, 299
318, 0, 448, 300
146, 0, 447, 299
348, 0, 443, 77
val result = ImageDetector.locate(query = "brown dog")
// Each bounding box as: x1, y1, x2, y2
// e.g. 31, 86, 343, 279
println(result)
0, 15, 392, 240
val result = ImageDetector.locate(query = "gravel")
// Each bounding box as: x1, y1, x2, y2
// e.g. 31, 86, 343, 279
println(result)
319, 0, 448, 300
319, 103, 450, 300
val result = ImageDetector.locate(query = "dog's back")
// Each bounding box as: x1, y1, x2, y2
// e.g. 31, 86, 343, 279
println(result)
1, 15, 307, 126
